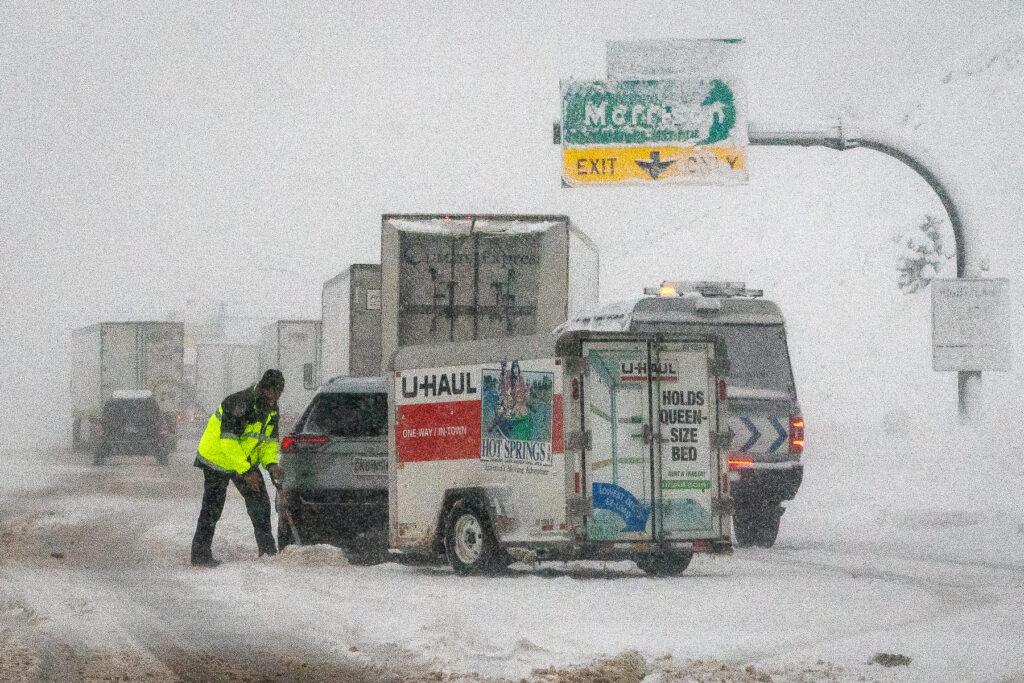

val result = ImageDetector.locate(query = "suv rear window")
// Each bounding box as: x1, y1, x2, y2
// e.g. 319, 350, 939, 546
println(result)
301, 393, 387, 438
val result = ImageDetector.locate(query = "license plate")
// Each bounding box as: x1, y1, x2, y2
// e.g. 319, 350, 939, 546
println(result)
125, 424, 138, 434
353, 457, 387, 476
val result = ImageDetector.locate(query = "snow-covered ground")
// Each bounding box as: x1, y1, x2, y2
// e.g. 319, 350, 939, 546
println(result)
1, 426, 1021, 682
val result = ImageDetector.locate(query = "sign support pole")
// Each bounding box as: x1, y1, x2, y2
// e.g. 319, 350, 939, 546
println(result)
747, 120, 984, 423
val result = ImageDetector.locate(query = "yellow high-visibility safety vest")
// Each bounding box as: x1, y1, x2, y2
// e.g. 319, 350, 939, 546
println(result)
197, 386, 279, 475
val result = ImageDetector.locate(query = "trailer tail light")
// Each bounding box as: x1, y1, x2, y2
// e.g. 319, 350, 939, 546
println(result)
789, 416, 805, 455
728, 454, 754, 471
718, 379, 727, 401
281, 434, 329, 453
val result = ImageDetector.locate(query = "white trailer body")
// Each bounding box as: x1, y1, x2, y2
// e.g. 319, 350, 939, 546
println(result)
70, 322, 185, 446
389, 329, 731, 574
194, 344, 260, 416
259, 320, 323, 432
321, 264, 382, 380
380, 214, 599, 371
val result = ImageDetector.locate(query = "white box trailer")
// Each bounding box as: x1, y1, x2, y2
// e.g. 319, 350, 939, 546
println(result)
321, 264, 382, 380
70, 322, 185, 449
389, 328, 732, 576
194, 343, 260, 416
259, 320, 323, 433
380, 214, 599, 371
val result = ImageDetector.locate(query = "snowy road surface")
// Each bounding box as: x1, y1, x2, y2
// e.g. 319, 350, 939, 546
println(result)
1, 428, 1022, 682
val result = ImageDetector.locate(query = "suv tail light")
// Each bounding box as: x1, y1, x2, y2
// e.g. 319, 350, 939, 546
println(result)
789, 416, 805, 455
281, 434, 329, 453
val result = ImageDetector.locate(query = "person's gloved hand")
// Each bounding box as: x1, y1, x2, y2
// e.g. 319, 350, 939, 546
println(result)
240, 468, 263, 493
267, 463, 284, 488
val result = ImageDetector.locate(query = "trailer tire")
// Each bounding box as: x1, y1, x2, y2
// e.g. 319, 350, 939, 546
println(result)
637, 550, 692, 576
445, 499, 501, 575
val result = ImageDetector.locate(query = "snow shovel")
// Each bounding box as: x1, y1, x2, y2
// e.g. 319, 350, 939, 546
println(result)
274, 481, 303, 546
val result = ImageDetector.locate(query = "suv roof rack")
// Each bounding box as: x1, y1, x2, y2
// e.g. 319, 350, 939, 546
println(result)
643, 280, 764, 299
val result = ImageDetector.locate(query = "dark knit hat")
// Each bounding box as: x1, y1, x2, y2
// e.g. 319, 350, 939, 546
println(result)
258, 369, 285, 391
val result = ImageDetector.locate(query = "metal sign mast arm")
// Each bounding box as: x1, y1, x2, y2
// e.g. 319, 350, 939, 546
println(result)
748, 120, 984, 420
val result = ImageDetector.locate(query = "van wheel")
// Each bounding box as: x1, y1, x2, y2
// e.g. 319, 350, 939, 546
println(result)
754, 506, 783, 548
72, 419, 82, 451
734, 504, 782, 548
92, 448, 106, 466
637, 550, 692, 576
445, 499, 500, 574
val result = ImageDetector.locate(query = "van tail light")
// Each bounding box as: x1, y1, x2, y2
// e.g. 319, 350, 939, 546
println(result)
574, 471, 581, 494
789, 416, 805, 455
728, 454, 754, 471
717, 379, 727, 401
281, 434, 329, 453
571, 377, 580, 400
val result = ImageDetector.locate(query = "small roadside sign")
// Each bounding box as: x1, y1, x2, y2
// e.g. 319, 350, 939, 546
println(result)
932, 278, 1012, 371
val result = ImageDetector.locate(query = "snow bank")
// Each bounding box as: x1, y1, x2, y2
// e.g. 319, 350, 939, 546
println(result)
267, 543, 351, 568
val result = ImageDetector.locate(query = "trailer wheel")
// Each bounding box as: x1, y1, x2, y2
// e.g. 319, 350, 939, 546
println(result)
637, 550, 692, 576
445, 499, 500, 574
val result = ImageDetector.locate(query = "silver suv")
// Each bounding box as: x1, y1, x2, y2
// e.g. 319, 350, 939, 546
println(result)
277, 376, 388, 558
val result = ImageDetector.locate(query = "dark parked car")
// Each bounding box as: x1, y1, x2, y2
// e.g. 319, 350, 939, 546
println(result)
277, 377, 388, 559
94, 390, 175, 465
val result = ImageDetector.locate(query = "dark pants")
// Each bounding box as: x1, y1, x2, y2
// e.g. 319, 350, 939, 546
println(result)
191, 460, 276, 561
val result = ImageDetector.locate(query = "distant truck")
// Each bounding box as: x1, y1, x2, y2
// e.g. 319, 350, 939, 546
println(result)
259, 320, 323, 433
70, 322, 185, 463
380, 214, 599, 370
389, 329, 732, 576
321, 264, 382, 380
582, 282, 805, 548
194, 343, 260, 416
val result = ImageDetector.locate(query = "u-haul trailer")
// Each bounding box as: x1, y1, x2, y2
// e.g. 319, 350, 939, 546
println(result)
389, 329, 732, 576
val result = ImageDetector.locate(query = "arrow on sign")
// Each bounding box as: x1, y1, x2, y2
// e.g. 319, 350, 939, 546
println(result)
739, 416, 760, 451
635, 150, 676, 179
768, 416, 788, 453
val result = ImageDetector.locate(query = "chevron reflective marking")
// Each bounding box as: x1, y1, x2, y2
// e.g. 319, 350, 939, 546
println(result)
739, 416, 760, 451
768, 416, 788, 453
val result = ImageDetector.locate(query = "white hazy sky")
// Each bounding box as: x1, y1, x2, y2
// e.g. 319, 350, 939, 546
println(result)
1, 1, 1020, 444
